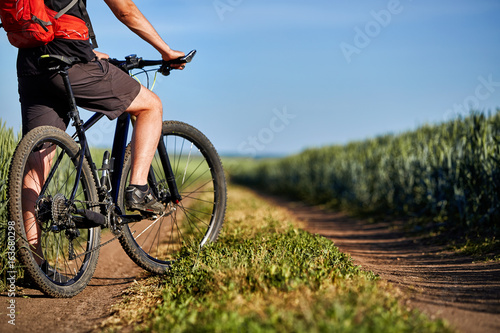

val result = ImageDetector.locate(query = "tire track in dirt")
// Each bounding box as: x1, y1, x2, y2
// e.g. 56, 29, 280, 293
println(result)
0, 232, 142, 333
268, 196, 500, 333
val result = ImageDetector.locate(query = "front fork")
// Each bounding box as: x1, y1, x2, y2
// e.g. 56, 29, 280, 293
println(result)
156, 138, 182, 204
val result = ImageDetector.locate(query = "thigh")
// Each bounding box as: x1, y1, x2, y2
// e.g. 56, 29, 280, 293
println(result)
19, 75, 70, 136
19, 59, 141, 136
57, 59, 141, 119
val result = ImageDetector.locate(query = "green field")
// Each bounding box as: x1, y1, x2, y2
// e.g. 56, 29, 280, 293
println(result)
229, 111, 500, 259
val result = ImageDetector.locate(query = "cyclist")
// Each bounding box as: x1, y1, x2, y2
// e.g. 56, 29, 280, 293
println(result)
18, 0, 185, 264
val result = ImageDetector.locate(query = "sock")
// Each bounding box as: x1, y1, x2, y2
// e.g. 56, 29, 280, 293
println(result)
130, 184, 148, 192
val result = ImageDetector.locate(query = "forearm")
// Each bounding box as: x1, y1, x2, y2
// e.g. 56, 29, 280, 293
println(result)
104, 0, 173, 58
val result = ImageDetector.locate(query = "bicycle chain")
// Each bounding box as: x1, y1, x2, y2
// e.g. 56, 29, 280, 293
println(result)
72, 232, 122, 260
69, 199, 124, 260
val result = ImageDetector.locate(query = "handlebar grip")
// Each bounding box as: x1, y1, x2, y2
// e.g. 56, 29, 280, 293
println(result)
159, 50, 196, 76
163, 50, 197, 66
181, 49, 196, 63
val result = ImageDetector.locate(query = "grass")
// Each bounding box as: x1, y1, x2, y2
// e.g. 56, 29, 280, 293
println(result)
99, 185, 451, 333
452, 237, 500, 261
0, 121, 21, 290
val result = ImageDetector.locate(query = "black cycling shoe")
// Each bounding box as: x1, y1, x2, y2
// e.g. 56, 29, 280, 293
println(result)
125, 185, 165, 215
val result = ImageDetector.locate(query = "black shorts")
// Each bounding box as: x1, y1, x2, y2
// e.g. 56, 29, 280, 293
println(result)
19, 59, 141, 135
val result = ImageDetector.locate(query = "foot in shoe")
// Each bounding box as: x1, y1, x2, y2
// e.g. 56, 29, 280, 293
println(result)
125, 185, 165, 215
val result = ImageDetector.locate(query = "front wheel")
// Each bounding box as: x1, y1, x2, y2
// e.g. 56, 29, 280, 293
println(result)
118, 121, 227, 273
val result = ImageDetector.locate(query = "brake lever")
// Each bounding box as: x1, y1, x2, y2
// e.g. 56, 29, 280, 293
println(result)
159, 50, 196, 76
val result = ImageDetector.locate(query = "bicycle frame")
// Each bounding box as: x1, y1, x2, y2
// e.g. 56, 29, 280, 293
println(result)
52, 63, 182, 224
75, 111, 128, 203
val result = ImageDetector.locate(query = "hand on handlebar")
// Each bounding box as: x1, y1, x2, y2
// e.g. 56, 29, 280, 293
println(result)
93, 50, 110, 60
162, 49, 186, 70
159, 50, 197, 76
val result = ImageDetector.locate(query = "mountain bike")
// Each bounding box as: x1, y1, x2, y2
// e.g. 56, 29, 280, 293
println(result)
7, 50, 227, 298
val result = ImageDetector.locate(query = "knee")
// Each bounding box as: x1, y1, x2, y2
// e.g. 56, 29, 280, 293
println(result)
127, 86, 163, 118
141, 89, 162, 117
150, 93, 163, 117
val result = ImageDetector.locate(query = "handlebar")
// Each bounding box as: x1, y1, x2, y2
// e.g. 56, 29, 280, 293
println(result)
109, 50, 196, 76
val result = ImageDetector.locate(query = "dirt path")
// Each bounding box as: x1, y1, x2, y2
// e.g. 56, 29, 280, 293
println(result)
2, 192, 499, 333
268, 196, 500, 333
0, 232, 142, 333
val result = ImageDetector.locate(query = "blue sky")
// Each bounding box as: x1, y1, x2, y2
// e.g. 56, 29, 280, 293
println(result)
1, 0, 500, 156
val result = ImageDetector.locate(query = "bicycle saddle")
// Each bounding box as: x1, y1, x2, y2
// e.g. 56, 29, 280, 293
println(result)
38, 54, 81, 71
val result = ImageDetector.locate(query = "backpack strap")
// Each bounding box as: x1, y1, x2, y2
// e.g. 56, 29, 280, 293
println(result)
54, 0, 79, 19
77, 0, 98, 48
53, 0, 98, 48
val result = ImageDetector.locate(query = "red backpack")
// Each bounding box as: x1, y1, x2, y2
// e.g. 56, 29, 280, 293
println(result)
0, 0, 97, 48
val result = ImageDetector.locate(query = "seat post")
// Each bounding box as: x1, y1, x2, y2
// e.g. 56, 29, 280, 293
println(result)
58, 67, 83, 127
57, 66, 93, 202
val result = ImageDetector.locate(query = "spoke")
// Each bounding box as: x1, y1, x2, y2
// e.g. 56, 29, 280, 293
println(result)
146, 217, 163, 258
59, 238, 70, 280
180, 208, 210, 232
173, 212, 184, 247
177, 202, 209, 237
163, 215, 174, 257
178, 168, 212, 194
154, 218, 162, 258
74, 235, 89, 256
181, 206, 214, 217
173, 136, 186, 176
53, 234, 62, 281
181, 194, 215, 205
181, 142, 195, 185
133, 214, 164, 241
177, 157, 207, 191
180, 178, 214, 200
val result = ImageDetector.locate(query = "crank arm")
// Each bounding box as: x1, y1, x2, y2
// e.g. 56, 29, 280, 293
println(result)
117, 214, 144, 225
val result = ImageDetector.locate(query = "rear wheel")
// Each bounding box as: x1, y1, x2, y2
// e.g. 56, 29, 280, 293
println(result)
8, 126, 100, 297
118, 121, 227, 273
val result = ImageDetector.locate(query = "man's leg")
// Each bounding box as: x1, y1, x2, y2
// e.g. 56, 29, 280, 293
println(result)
123, 85, 166, 214
125, 85, 163, 187
22, 145, 57, 265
